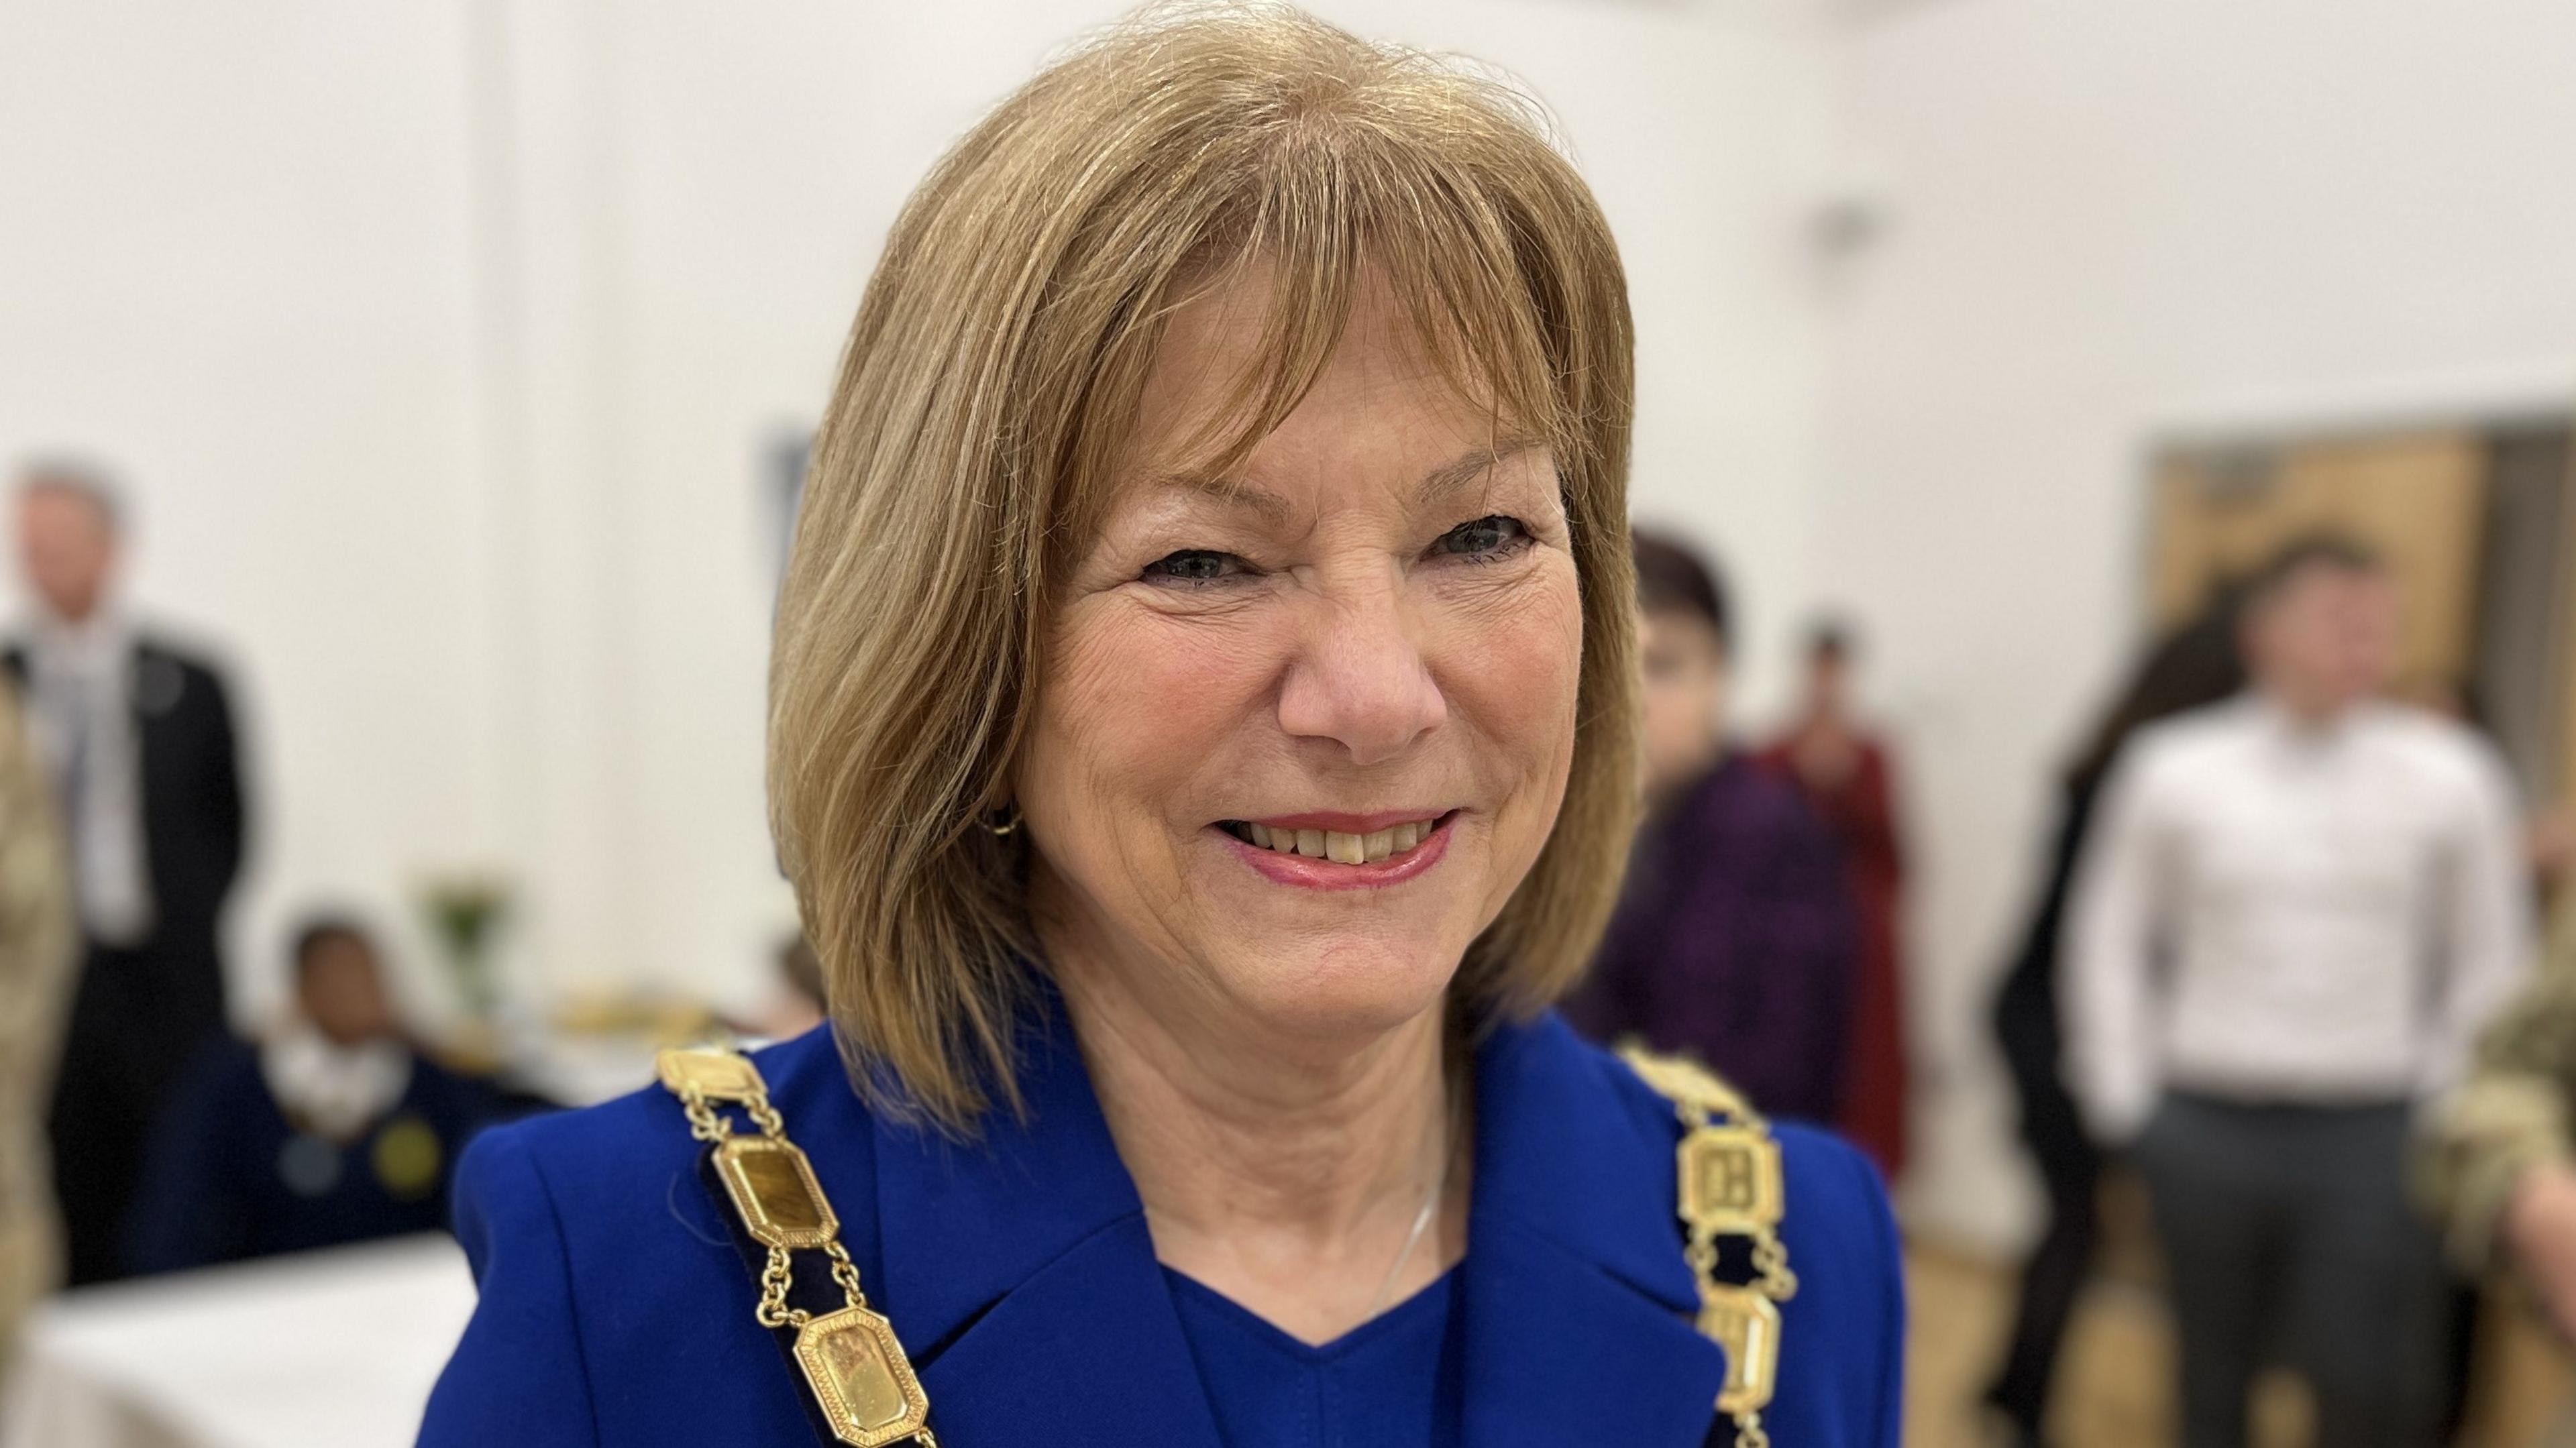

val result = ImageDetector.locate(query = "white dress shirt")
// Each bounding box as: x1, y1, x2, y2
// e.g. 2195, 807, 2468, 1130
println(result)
21, 612, 154, 945
2064, 694, 2533, 1144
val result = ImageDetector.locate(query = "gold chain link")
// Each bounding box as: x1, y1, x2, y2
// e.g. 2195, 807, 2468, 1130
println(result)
680, 1086, 731, 1144
1750, 1232, 1799, 1299
1664, 1071, 1794, 1441
723, 1084, 845, 1329
755, 1245, 808, 1329
822, 1238, 867, 1309
720, 1091, 879, 1322
672, 1052, 933, 1446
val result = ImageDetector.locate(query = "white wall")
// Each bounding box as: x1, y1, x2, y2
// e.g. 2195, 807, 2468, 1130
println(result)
0, 0, 1844, 1023
1819, 0, 2576, 1248
0, 3, 491, 1023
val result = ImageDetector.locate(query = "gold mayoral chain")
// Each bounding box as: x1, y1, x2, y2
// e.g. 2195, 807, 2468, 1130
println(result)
1621, 1046, 1799, 1448
656, 1047, 938, 1448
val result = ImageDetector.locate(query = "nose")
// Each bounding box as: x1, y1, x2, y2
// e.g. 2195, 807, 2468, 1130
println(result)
1275, 572, 1447, 767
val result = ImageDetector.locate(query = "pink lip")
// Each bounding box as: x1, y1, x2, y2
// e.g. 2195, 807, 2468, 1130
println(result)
1245, 808, 1451, 834
1216, 812, 1456, 891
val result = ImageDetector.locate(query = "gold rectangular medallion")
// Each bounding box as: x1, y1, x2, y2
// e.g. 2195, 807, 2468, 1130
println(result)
1699, 1283, 1782, 1416
713, 1135, 839, 1249
794, 1306, 932, 1447
1677, 1124, 1784, 1236
655, 1047, 766, 1103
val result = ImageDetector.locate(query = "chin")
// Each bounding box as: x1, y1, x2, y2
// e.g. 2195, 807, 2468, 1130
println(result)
1218, 936, 1461, 1042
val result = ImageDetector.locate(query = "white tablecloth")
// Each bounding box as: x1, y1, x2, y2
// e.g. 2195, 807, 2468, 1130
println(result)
1, 1233, 474, 1448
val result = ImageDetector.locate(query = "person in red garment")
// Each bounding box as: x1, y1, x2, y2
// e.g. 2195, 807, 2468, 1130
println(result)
1762, 621, 1909, 1182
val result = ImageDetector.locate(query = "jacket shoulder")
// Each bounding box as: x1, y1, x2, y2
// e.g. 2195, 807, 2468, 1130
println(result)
1591, 1035, 1905, 1444
130, 633, 234, 699
1768, 1120, 1907, 1446
468, 1025, 861, 1236
427, 1026, 861, 1447
1599, 1038, 1893, 1224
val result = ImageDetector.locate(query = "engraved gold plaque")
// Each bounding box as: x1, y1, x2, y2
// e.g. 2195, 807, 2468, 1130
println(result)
794, 1306, 932, 1447
714, 1135, 839, 1249
1677, 1124, 1784, 1237
1699, 1283, 1782, 1416
656, 1047, 765, 1103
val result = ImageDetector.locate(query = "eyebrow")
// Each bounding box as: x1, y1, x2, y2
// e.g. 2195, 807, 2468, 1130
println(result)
1156, 435, 1550, 524
1419, 435, 1549, 511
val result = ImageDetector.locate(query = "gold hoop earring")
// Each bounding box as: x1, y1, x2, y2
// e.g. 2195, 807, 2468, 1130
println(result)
982, 805, 1022, 838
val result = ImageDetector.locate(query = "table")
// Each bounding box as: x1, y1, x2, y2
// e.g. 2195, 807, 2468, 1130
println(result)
1, 1233, 474, 1448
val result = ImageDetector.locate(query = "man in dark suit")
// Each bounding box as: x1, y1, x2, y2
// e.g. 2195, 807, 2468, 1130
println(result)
7, 460, 247, 1285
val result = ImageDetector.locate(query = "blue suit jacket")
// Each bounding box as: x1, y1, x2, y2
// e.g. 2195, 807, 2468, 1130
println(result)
419, 1007, 1903, 1447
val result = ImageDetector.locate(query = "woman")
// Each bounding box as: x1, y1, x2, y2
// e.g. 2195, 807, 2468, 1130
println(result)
1979, 599, 2243, 1447
1761, 623, 1909, 1180
419, 9, 1902, 1447
1564, 531, 1857, 1126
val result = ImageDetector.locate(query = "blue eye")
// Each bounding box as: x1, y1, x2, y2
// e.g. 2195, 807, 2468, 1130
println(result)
1142, 549, 1246, 586
1432, 515, 1531, 561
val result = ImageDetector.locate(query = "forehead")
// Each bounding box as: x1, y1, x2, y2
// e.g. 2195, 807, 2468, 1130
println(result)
20, 484, 112, 531
302, 929, 376, 964
2271, 562, 2390, 608
1118, 261, 1539, 492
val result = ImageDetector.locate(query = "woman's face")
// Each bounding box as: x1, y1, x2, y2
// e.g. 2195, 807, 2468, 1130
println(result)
1016, 273, 1584, 1043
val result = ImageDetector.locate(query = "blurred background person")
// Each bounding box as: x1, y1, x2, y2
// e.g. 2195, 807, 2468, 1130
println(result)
1764, 617, 1910, 1179
5, 461, 249, 1286
0, 682, 71, 1374
1563, 529, 1857, 1124
2065, 535, 2534, 1448
123, 915, 515, 1275
1980, 594, 2245, 1447
2427, 903, 2576, 1447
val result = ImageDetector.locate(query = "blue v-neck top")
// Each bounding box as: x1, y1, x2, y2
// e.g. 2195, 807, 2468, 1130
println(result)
1165, 1268, 1464, 1448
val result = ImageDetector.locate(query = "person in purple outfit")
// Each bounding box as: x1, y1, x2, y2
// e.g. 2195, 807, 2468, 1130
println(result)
1563, 531, 1860, 1124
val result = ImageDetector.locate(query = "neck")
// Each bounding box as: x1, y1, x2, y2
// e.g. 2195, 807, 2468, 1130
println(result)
41, 603, 103, 634
1045, 932, 1464, 1344
2262, 679, 2357, 728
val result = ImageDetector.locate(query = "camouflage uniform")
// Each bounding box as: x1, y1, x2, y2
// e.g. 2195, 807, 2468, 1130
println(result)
2422, 902, 2576, 1447
2426, 905, 2576, 1277
0, 681, 72, 1363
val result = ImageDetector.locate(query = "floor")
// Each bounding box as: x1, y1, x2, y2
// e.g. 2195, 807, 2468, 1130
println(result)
1902, 1233, 2576, 1448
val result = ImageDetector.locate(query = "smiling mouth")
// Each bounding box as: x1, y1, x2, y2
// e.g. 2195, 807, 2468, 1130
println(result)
1218, 812, 1458, 865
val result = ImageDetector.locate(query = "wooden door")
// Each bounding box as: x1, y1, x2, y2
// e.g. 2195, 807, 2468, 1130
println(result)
2148, 429, 2488, 693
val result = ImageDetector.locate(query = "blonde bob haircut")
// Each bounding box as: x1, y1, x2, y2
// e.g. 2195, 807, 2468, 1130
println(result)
770, 1, 1640, 1131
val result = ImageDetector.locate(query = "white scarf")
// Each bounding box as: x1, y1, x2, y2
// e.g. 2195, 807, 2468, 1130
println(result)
260, 1026, 413, 1142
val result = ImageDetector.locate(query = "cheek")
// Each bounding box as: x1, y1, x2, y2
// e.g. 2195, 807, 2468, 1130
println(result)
1432, 563, 1586, 791
1022, 600, 1277, 835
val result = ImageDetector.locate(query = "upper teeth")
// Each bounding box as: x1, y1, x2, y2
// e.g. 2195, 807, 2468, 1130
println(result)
1244, 819, 1434, 863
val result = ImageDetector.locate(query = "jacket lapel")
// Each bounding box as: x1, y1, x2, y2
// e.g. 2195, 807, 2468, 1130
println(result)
1459, 1014, 1727, 1447
867, 1007, 1224, 1448
860, 999, 1722, 1448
